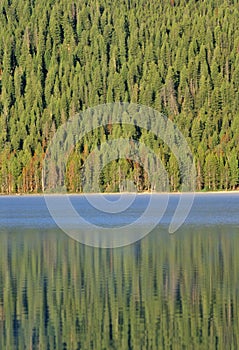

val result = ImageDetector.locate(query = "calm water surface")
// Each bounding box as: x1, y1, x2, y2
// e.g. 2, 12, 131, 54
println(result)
0, 194, 239, 349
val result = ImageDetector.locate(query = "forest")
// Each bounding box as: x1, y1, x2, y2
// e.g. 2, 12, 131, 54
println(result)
0, 0, 239, 193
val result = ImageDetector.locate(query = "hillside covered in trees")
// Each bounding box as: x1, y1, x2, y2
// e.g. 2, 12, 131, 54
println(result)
0, 0, 239, 193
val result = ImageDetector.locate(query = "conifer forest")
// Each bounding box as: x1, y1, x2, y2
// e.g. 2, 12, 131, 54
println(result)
0, 0, 239, 193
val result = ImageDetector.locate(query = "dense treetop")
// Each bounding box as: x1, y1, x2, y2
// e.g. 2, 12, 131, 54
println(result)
0, 0, 239, 193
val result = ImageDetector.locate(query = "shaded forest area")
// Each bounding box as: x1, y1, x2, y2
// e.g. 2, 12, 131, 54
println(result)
0, 0, 239, 193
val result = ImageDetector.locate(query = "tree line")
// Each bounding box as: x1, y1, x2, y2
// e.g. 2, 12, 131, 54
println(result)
0, 0, 239, 193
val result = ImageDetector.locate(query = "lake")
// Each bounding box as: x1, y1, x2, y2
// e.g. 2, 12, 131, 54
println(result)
0, 193, 239, 349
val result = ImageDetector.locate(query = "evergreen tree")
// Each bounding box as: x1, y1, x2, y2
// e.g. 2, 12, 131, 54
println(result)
0, 0, 238, 193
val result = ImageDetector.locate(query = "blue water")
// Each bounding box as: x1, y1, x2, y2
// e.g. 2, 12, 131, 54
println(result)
1, 193, 239, 349
0, 193, 239, 229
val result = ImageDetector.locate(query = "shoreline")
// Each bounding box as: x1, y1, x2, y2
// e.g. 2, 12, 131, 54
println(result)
1, 190, 239, 197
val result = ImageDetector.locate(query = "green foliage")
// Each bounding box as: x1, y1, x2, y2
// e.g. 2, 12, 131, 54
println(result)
0, 0, 239, 193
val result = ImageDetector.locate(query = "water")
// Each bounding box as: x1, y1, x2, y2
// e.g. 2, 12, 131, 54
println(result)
0, 193, 239, 349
